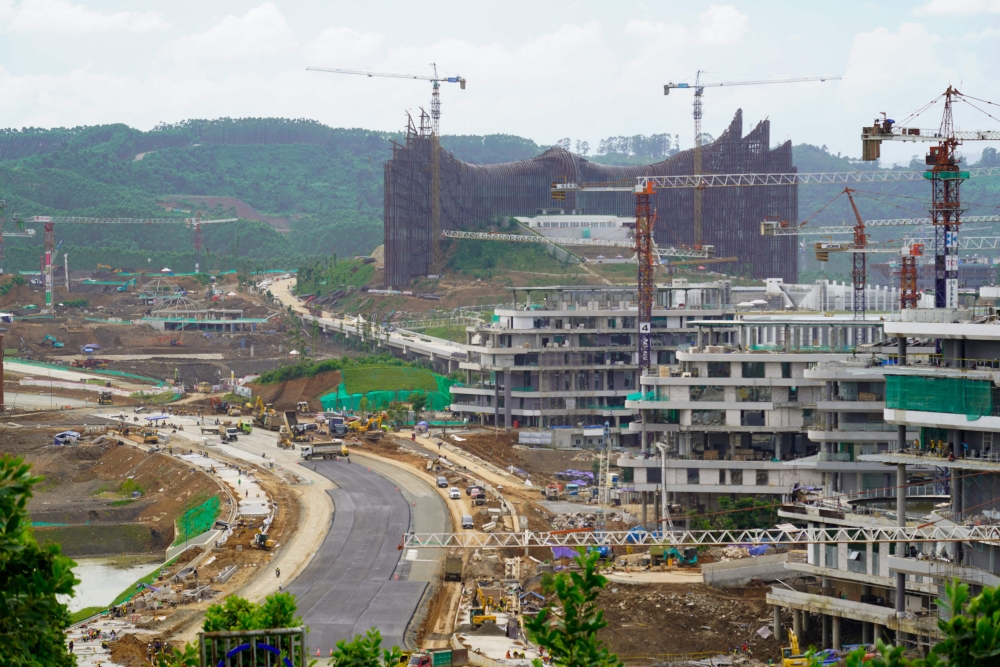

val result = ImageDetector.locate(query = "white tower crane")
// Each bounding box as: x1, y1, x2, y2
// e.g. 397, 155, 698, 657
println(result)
306, 63, 466, 135
664, 72, 841, 244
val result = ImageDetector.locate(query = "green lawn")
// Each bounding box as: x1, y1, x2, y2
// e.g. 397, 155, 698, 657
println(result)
421, 325, 467, 343
339, 366, 439, 395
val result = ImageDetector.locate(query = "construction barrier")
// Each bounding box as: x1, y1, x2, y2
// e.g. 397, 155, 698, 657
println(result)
173, 496, 221, 547
886, 374, 991, 419
320, 373, 457, 412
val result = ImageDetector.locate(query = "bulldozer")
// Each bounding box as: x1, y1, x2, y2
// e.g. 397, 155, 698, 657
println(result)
98, 391, 113, 406
251, 530, 275, 550
296, 401, 310, 414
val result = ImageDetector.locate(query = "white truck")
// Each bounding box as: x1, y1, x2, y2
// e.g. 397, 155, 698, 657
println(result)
299, 440, 349, 460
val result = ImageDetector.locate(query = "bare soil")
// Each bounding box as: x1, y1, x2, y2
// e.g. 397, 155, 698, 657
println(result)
246, 369, 342, 412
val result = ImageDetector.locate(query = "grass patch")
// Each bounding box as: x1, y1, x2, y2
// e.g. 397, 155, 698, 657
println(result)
421, 325, 466, 343
339, 366, 438, 396
117, 479, 144, 497
109, 556, 179, 607
111, 499, 134, 507
257, 353, 429, 385
443, 238, 573, 278
296, 259, 375, 296
70, 606, 105, 624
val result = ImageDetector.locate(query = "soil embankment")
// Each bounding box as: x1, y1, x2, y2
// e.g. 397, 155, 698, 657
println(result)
2, 429, 223, 557
247, 369, 342, 412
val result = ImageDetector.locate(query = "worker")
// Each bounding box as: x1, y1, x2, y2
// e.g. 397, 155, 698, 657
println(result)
275, 567, 281, 578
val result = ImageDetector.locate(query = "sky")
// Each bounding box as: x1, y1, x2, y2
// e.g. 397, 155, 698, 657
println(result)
1, 0, 999, 165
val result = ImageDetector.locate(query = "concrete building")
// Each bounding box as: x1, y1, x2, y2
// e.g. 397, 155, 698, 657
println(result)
766, 310, 1000, 652
449, 282, 733, 446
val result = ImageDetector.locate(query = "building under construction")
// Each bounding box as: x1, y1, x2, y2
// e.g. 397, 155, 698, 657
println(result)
384, 110, 798, 287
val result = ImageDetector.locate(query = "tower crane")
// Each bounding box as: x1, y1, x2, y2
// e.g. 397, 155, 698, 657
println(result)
306, 63, 465, 136
27, 215, 237, 308
862, 86, 1000, 308
761, 214, 1000, 236
0, 204, 36, 274
664, 72, 841, 244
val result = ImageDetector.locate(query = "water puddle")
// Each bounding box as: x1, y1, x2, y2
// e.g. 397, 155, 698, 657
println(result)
64, 557, 163, 612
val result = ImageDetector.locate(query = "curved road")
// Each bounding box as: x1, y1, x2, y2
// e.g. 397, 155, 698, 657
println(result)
288, 457, 448, 654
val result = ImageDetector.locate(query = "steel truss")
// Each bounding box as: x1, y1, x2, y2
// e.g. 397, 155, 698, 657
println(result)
442, 229, 712, 258
763, 215, 1000, 236
401, 524, 1000, 549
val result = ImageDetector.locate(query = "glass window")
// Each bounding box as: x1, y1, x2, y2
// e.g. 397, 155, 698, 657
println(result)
687, 468, 700, 484
708, 361, 731, 378
756, 470, 769, 485
730, 470, 743, 485
691, 385, 725, 401
742, 362, 765, 378
781, 362, 792, 379
736, 386, 772, 402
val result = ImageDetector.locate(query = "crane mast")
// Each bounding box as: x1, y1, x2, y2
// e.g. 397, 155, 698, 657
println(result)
664, 72, 841, 245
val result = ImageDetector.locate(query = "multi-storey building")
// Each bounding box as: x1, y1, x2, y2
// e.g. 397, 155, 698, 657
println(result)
766, 311, 1000, 652
449, 282, 733, 446
618, 316, 897, 520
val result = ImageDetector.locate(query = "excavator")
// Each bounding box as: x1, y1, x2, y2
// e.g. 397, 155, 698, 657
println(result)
40, 335, 64, 348
253, 396, 281, 431
781, 630, 808, 667
348, 411, 388, 441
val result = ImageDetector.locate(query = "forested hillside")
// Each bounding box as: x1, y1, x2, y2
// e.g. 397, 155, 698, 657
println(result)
1, 116, 995, 281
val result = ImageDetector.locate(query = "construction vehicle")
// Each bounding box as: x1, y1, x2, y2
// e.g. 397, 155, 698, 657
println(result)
299, 441, 349, 460
98, 391, 113, 406
199, 382, 213, 394
142, 430, 159, 444
543, 484, 562, 500
227, 405, 242, 417
40, 335, 64, 348
71, 358, 109, 369
251, 530, 274, 550
116, 277, 136, 292
252, 397, 281, 431
469, 610, 497, 629
328, 415, 348, 437
348, 411, 388, 440
96, 263, 112, 271
238, 421, 252, 435
781, 630, 808, 667
296, 401, 310, 414
649, 546, 698, 567
443, 555, 463, 582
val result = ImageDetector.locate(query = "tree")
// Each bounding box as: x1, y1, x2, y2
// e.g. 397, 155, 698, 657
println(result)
158, 592, 305, 667
0, 456, 79, 667
409, 391, 428, 415
525, 550, 622, 667
329, 628, 402, 667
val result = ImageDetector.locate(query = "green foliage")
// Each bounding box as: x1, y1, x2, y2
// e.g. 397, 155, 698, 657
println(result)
689, 497, 777, 532
339, 366, 438, 396
0, 455, 79, 667
117, 478, 144, 497
296, 258, 375, 297
443, 237, 570, 277
409, 391, 428, 413
159, 593, 304, 667
421, 325, 467, 343
525, 550, 622, 667
329, 628, 403, 667
68, 606, 105, 624
0, 273, 26, 297
256, 353, 428, 385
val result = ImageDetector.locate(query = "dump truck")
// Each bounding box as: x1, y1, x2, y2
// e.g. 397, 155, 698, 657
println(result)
443, 556, 463, 582
98, 391, 113, 406
300, 441, 349, 460
238, 421, 252, 435
406, 650, 468, 667
328, 415, 347, 437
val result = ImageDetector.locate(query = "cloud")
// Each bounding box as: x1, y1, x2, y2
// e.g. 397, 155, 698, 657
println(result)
843, 23, 945, 93
162, 3, 294, 64
963, 26, 1000, 41
0, 0, 169, 33
915, 0, 1000, 14
303, 27, 384, 66
626, 5, 749, 46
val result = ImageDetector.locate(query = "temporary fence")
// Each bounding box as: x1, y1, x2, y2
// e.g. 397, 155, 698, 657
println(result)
886, 374, 992, 419
173, 496, 221, 547
320, 373, 457, 412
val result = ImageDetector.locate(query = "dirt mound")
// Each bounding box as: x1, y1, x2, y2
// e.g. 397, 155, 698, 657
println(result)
110, 633, 150, 667
248, 369, 342, 411
174, 545, 204, 565
0, 279, 33, 308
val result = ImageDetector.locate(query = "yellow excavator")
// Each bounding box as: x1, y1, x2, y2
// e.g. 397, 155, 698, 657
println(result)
782, 630, 808, 667
348, 411, 387, 441
253, 396, 280, 431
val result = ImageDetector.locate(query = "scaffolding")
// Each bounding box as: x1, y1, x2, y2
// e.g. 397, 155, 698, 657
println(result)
384, 110, 798, 287
885, 375, 992, 418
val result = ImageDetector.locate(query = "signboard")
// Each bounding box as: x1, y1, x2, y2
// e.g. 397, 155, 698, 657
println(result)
946, 278, 958, 308
638, 322, 651, 334
945, 255, 958, 272
946, 231, 958, 248
565, 398, 576, 409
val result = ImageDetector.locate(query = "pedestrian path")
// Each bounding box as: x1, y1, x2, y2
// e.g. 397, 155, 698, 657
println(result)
180, 453, 270, 516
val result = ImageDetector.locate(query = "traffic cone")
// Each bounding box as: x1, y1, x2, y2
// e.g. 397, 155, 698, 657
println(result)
316, 649, 321, 657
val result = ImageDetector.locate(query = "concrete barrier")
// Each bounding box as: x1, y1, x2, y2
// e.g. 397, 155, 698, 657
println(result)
702, 552, 793, 587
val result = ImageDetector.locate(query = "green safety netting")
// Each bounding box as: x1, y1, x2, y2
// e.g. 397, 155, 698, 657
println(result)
886, 375, 992, 420
173, 496, 221, 546
320, 373, 457, 412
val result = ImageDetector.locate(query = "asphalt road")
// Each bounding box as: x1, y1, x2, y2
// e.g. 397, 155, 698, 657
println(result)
287, 457, 448, 654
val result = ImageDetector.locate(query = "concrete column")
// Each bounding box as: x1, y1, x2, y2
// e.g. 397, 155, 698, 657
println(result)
862, 621, 872, 646
792, 608, 801, 639
832, 616, 841, 650
774, 434, 781, 461
773, 605, 783, 643
821, 614, 829, 649
504, 370, 512, 430
802, 611, 809, 633
873, 624, 883, 646
641, 408, 648, 455
896, 461, 907, 622
641, 493, 648, 530
783, 326, 790, 352
493, 379, 500, 427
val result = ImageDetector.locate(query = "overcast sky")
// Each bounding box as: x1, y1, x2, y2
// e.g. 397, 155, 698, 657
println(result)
1, 0, 999, 165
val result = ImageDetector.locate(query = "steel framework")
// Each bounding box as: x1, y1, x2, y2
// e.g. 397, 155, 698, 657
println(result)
384, 111, 798, 286
400, 523, 1000, 549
